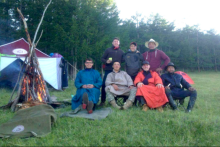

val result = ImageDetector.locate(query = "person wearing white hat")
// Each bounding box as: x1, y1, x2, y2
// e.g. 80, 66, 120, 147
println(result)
142, 39, 170, 74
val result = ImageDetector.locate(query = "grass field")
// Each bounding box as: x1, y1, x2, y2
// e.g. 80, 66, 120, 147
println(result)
0, 72, 220, 146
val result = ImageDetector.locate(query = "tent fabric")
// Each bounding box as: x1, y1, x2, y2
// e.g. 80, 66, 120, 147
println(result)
175, 71, 194, 84
0, 57, 62, 90
0, 38, 49, 57
0, 104, 57, 138
0, 38, 63, 90
0, 58, 25, 88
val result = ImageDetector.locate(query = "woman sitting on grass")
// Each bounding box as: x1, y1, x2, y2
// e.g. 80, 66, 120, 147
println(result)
134, 61, 168, 112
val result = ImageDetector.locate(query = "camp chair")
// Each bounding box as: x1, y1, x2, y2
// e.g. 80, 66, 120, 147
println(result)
115, 95, 128, 106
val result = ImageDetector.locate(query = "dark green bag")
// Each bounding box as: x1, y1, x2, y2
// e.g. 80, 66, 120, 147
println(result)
0, 104, 57, 138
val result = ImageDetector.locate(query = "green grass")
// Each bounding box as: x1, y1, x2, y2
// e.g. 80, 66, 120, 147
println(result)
0, 72, 220, 146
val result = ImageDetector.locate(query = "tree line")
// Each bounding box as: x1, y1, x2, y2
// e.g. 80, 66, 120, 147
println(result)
1, 0, 220, 77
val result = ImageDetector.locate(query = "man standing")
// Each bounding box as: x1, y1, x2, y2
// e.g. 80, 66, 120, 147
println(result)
143, 39, 170, 74
105, 62, 137, 110
161, 62, 197, 113
71, 58, 102, 114
100, 37, 124, 106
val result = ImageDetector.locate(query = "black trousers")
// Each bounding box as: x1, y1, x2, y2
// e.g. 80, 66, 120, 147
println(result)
101, 70, 112, 103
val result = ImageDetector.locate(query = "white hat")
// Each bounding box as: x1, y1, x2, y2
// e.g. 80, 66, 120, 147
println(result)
145, 39, 159, 48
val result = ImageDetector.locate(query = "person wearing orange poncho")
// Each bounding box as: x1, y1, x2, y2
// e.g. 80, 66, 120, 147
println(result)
134, 61, 168, 112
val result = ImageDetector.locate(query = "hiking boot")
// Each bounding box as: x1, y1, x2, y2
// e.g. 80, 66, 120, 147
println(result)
98, 102, 105, 107
142, 104, 149, 112
157, 106, 164, 113
87, 101, 94, 114
110, 100, 121, 109
185, 109, 192, 113
82, 92, 89, 109
122, 100, 133, 110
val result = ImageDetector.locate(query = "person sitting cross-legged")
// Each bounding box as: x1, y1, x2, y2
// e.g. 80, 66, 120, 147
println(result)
71, 58, 102, 114
161, 62, 197, 113
105, 62, 137, 110
134, 61, 169, 112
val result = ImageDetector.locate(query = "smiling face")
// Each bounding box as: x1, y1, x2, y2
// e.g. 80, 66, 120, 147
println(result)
130, 44, 137, 52
85, 60, 94, 69
148, 42, 156, 49
167, 66, 175, 73
112, 39, 120, 48
113, 62, 121, 71
142, 64, 150, 71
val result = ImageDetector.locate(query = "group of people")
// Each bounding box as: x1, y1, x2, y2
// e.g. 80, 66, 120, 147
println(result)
71, 38, 197, 114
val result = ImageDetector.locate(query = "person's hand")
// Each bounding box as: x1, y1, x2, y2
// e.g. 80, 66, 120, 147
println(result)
106, 60, 112, 64
188, 87, 196, 91
112, 84, 119, 91
156, 84, 164, 88
156, 67, 163, 73
129, 85, 134, 89
165, 86, 170, 89
137, 82, 144, 88
82, 85, 87, 88
87, 84, 94, 89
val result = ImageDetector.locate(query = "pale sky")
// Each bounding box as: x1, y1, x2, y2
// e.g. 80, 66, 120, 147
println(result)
114, 0, 220, 34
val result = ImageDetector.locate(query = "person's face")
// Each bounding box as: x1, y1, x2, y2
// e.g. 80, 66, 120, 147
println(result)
85, 60, 93, 69
112, 39, 120, 47
148, 42, 156, 49
167, 66, 175, 73
142, 64, 150, 71
113, 62, 121, 71
130, 44, 137, 52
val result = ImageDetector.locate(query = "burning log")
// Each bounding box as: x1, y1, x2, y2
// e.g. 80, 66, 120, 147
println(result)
9, 0, 52, 112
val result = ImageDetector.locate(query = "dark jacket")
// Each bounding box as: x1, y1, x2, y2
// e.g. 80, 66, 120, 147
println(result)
101, 46, 124, 71
123, 50, 143, 76
142, 49, 170, 71
161, 73, 191, 92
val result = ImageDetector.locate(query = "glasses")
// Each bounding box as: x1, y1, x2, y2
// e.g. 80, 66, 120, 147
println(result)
85, 62, 93, 64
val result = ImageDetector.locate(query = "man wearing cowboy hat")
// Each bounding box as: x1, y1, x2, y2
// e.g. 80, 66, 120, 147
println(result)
161, 62, 197, 113
143, 39, 170, 74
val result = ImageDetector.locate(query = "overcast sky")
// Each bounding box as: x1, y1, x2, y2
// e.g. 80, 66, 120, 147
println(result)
114, 0, 220, 34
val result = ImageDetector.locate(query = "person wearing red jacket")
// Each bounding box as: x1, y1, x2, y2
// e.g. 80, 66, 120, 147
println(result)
142, 39, 170, 74
134, 61, 168, 112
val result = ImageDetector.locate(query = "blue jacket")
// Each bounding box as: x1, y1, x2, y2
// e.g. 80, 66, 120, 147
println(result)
161, 73, 191, 91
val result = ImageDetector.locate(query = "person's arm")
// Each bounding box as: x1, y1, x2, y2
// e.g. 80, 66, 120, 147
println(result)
134, 72, 142, 86
160, 51, 170, 69
180, 76, 191, 89
74, 71, 84, 88
121, 50, 125, 63
105, 73, 114, 86
101, 49, 109, 63
93, 71, 103, 89
154, 72, 163, 85
124, 72, 134, 87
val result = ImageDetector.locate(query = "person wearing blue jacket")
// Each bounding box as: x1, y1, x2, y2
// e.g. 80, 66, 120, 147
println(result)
71, 58, 102, 114
161, 62, 197, 113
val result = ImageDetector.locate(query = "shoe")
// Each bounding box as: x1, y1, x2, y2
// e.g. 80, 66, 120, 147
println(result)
142, 104, 149, 112
185, 109, 192, 113
122, 100, 133, 110
82, 93, 89, 109
110, 100, 121, 109
98, 102, 105, 107
157, 106, 164, 113
87, 101, 94, 114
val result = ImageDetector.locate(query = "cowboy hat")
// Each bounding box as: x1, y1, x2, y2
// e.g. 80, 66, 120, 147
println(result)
145, 39, 159, 48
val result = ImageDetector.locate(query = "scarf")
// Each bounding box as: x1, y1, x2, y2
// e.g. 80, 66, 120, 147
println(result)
142, 71, 152, 85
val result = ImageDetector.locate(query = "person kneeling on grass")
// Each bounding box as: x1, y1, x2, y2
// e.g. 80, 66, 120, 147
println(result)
105, 62, 137, 110
161, 62, 197, 113
71, 58, 102, 114
134, 61, 169, 112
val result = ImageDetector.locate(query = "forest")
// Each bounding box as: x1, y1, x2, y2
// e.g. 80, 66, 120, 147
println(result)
1, 0, 220, 76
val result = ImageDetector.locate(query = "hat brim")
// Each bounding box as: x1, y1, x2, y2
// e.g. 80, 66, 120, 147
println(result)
145, 41, 159, 48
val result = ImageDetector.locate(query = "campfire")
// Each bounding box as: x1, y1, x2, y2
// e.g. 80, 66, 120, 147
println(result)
8, 0, 52, 112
